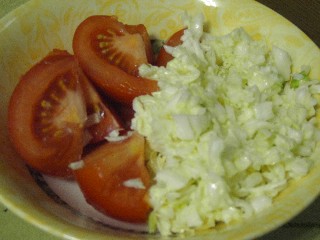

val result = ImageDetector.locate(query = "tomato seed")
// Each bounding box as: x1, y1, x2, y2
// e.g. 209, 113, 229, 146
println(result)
41, 100, 52, 109
97, 34, 107, 40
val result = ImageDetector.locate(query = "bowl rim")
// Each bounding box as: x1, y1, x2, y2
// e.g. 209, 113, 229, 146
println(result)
0, 0, 320, 239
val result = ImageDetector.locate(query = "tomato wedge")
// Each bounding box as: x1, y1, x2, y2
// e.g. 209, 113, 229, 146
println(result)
73, 15, 159, 105
80, 72, 123, 143
124, 23, 154, 66
156, 28, 185, 67
74, 132, 151, 222
8, 50, 87, 177
110, 101, 135, 130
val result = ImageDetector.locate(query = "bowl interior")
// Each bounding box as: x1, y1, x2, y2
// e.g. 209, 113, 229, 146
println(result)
0, 0, 320, 239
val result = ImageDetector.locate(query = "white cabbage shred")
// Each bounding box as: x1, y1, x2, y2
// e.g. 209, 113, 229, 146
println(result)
132, 14, 320, 236
122, 178, 146, 189
104, 129, 132, 142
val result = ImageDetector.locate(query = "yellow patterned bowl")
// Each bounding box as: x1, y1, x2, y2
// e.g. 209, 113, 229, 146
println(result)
0, 0, 320, 239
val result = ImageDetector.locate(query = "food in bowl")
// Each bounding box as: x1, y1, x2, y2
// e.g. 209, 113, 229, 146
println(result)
133, 14, 320, 235
6, 10, 320, 238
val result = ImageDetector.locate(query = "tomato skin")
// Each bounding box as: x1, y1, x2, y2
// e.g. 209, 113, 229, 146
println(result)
124, 23, 154, 65
156, 28, 185, 67
74, 132, 151, 223
8, 50, 87, 177
73, 15, 159, 105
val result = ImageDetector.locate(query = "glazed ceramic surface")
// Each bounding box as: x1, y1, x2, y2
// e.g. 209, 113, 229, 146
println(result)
0, 0, 319, 239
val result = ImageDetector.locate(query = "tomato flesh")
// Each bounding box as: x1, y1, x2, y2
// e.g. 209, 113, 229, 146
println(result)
8, 50, 87, 177
124, 23, 154, 65
156, 28, 185, 67
74, 132, 151, 222
73, 15, 159, 105
80, 73, 123, 143
110, 101, 135, 130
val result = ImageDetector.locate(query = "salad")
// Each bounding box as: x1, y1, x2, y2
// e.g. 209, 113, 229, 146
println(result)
7, 13, 320, 236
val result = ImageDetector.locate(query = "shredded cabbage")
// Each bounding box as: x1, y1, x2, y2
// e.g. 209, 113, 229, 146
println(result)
132, 13, 320, 236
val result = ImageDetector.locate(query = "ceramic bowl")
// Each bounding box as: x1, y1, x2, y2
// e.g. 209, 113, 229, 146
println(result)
0, 0, 320, 239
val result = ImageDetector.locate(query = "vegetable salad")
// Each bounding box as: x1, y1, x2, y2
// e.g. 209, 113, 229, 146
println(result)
133, 14, 320, 235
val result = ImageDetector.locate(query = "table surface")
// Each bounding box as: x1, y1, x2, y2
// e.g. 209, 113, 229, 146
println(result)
0, 0, 319, 239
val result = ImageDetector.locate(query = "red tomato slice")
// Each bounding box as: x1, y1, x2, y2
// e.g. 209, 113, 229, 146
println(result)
156, 28, 185, 67
74, 132, 151, 223
73, 15, 159, 105
124, 23, 154, 66
110, 101, 135, 130
8, 50, 87, 177
79, 72, 123, 143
